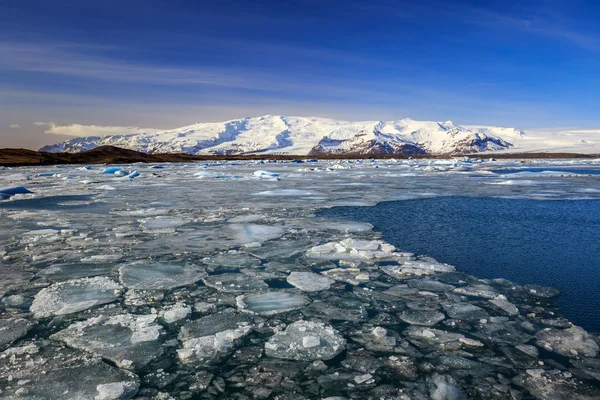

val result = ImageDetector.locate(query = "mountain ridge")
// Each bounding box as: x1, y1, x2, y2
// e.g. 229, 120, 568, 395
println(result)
39, 116, 525, 156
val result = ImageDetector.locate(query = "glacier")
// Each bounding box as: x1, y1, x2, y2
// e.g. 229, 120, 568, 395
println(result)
39, 115, 521, 156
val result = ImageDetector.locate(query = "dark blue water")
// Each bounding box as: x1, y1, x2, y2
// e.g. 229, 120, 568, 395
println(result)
317, 197, 600, 332
491, 167, 600, 175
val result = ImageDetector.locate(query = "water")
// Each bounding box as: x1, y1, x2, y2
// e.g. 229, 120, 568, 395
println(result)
318, 196, 600, 332
3, 160, 600, 398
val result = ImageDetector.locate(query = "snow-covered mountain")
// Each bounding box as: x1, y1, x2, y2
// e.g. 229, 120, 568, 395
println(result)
39, 116, 524, 155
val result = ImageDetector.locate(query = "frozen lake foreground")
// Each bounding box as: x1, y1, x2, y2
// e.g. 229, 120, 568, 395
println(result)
0, 158, 599, 400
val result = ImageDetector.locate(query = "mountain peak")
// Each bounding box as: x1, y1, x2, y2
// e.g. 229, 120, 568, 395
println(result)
39, 116, 522, 156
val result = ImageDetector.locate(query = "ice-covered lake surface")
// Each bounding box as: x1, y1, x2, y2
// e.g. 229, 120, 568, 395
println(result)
0, 158, 600, 399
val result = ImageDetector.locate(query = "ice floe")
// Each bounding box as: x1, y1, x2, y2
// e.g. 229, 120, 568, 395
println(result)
119, 263, 207, 290
236, 291, 309, 315
52, 314, 165, 370
202, 273, 268, 293
264, 320, 346, 361
30, 277, 123, 318
306, 239, 396, 261
286, 271, 334, 292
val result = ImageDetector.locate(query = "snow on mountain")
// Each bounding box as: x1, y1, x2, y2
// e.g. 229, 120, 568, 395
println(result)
40, 115, 525, 155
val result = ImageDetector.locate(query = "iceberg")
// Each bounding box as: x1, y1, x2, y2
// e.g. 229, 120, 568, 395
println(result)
253, 170, 280, 178
103, 167, 126, 174
0, 186, 33, 198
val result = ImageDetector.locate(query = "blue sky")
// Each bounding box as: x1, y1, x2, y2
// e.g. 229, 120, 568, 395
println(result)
1, 0, 600, 148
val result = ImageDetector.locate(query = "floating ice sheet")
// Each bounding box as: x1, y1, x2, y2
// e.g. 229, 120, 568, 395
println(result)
52, 314, 165, 370
236, 291, 309, 315
119, 262, 207, 290
265, 320, 346, 361
30, 277, 123, 318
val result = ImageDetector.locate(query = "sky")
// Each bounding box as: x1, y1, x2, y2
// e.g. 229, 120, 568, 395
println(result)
1, 0, 600, 149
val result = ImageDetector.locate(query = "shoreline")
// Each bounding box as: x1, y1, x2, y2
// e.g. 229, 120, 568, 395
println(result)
1, 146, 599, 167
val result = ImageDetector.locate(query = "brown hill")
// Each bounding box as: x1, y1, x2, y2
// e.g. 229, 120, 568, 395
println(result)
0, 146, 199, 167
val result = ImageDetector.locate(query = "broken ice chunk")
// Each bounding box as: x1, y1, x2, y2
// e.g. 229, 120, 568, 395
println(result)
103, 167, 125, 174
0, 345, 139, 400
51, 314, 165, 370
140, 217, 189, 232
517, 369, 600, 399
404, 326, 465, 345
489, 297, 519, 316
0, 318, 36, 350
381, 259, 456, 279
0, 185, 33, 199
159, 303, 192, 324
428, 373, 467, 400
286, 271, 334, 292
37, 262, 116, 282
441, 302, 488, 322
265, 320, 346, 361
535, 325, 599, 358
452, 284, 498, 299
320, 267, 372, 286
119, 262, 206, 290
399, 310, 446, 326
253, 170, 280, 178
408, 278, 455, 292
228, 224, 285, 246
302, 293, 368, 322
30, 276, 123, 318
306, 239, 396, 261
203, 273, 268, 293
178, 326, 252, 366
202, 252, 261, 269
179, 310, 253, 340
236, 291, 309, 315
177, 310, 253, 366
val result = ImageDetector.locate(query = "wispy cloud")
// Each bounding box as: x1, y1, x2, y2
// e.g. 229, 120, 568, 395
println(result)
0, 41, 457, 108
462, 6, 600, 52
0, 42, 266, 89
8, 123, 21, 129
494, 15, 600, 51
35, 122, 160, 137
0, 40, 412, 93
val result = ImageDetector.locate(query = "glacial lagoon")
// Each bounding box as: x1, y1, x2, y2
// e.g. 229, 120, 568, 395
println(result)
0, 158, 599, 399
318, 196, 600, 333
